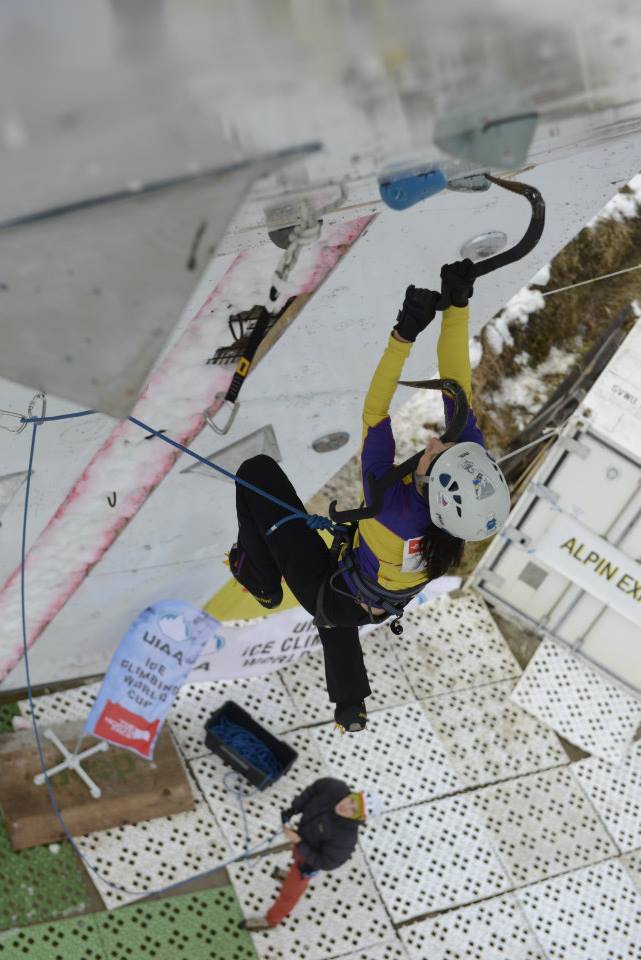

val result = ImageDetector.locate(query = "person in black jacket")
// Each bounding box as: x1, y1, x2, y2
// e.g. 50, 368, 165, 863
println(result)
240, 777, 382, 931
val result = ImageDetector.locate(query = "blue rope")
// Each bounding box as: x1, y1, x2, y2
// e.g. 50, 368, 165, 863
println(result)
17, 422, 283, 902
127, 414, 346, 538
267, 512, 337, 534
21, 410, 95, 423
14, 405, 342, 900
211, 716, 282, 782
21, 408, 343, 536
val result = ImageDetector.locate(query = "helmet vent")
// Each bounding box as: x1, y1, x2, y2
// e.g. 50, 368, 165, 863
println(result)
439, 473, 459, 492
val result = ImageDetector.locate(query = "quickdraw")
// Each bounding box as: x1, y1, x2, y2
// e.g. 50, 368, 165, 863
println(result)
0, 392, 47, 434
205, 304, 273, 435
205, 185, 346, 436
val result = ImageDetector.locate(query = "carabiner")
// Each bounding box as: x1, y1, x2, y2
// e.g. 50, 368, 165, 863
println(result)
204, 395, 240, 436
26, 392, 47, 427
0, 392, 47, 433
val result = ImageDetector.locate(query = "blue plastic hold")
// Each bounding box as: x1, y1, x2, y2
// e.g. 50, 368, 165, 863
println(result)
379, 167, 448, 210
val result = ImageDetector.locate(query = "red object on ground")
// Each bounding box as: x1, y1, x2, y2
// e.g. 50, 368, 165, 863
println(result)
266, 848, 311, 926
93, 700, 160, 758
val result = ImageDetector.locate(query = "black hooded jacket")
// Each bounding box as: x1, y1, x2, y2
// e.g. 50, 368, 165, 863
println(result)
288, 777, 359, 872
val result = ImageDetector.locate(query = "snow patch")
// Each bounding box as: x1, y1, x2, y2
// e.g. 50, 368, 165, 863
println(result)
530, 262, 551, 286
489, 346, 575, 430
469, 337, 483, 369
587, 173, 641, 228
392, 386, 445, 458
484, 287, 545, 355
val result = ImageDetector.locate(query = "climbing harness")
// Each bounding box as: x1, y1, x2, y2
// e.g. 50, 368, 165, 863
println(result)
205, 184, 347, 435
309, 378, 468, 635
336, 553, 422, 633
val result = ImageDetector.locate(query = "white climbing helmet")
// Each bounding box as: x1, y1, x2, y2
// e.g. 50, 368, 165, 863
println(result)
426, 441, 510, 541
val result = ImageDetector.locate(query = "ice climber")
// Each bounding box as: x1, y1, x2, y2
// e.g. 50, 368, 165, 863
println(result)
240, 777, 382, 931
229, 259, 510, 732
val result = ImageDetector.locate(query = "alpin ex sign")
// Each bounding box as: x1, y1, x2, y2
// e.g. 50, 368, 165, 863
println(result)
536, 514, 641, 626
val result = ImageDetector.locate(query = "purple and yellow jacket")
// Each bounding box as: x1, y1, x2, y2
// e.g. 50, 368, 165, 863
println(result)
346, 305, 485, 593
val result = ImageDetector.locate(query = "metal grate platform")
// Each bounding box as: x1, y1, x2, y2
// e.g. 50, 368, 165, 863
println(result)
511, 638, 641, 762
280, 628, 414, 725
420, 678, 567, 787
338, 940, 409, 960
312, 702, 461, 813
75, 768, 230, 909
399, 892, 546, 960
573, 742, 641, 852
18, 682, 102, 724
191, 727, 329, 856
518, 858, 641, 960
393, 593, 521, 700
471, 766, 617, 886
359, 795, 510, 923
625, 849, 641, 894
229, 846, 393, 960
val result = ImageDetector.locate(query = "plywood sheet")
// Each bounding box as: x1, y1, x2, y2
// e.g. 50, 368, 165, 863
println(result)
0, 720, 193, 850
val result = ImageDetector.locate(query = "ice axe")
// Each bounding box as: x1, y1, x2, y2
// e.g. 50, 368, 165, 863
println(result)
435, 172, 545, 310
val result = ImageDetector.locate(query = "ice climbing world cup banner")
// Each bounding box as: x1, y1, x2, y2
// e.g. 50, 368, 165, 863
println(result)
84, 601, 217, 759
187, 575, 462, 682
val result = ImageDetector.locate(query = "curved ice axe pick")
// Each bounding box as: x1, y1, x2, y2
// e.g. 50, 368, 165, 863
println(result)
436, 173, 545, 309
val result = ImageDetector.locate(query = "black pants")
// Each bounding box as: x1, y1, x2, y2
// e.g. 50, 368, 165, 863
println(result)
235, 455, 371, 704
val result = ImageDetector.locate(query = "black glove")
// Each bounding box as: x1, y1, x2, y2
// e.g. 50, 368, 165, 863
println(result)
281, 808, 294, 824
393, 285, 440, 342
439, 258, 475, 309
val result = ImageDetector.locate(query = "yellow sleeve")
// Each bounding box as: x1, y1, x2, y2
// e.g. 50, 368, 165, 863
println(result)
362, 334, 413, 438
436, 304, 472, 401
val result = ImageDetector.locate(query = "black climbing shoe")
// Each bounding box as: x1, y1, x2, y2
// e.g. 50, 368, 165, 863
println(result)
334, 701, 367, 733
228, 544, 283, 610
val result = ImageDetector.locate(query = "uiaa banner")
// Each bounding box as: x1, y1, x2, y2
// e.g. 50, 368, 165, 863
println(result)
84, 577, 461, 758
84, 600, 215, 759
535, 513, 641, 627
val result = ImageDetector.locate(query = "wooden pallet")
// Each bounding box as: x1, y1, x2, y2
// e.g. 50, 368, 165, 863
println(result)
0, 720, 194, 851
